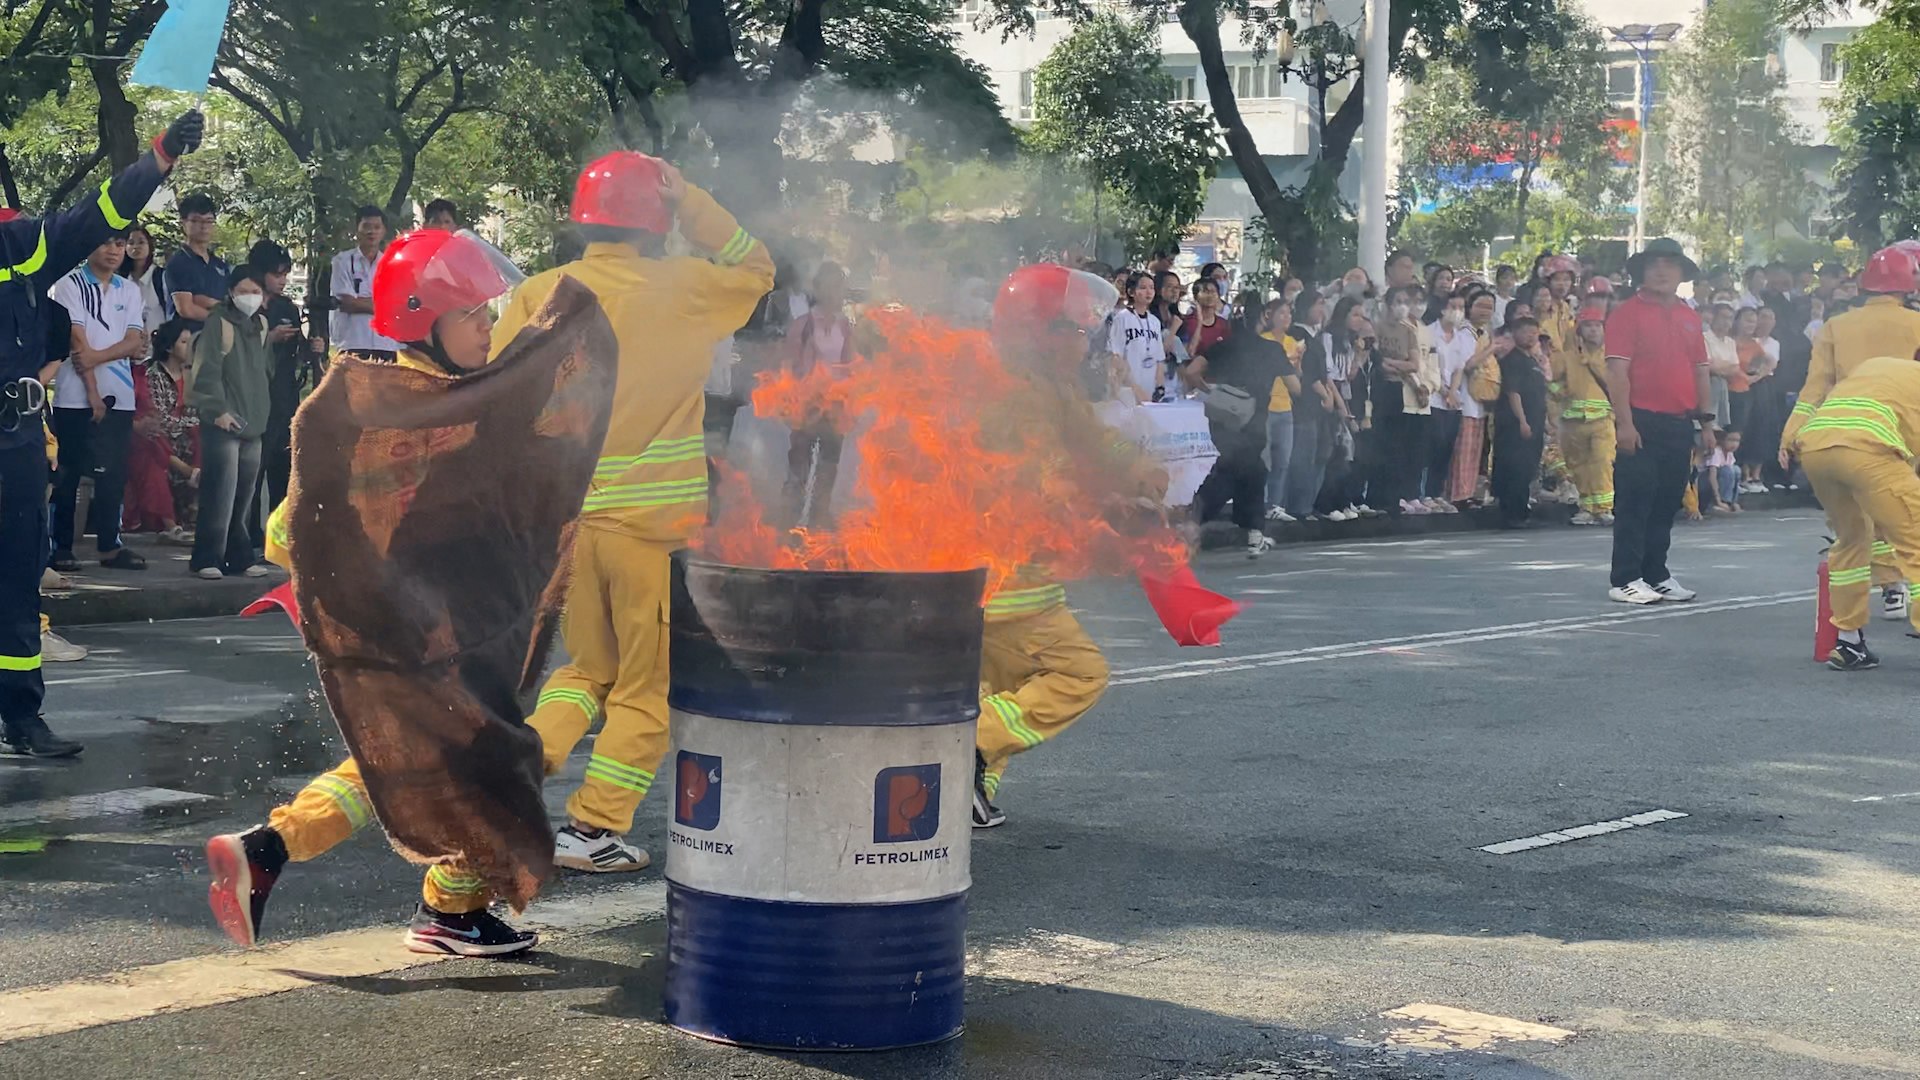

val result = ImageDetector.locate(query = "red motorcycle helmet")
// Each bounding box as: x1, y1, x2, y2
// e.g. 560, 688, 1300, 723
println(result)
570, 151, 673, 234
1860, 246, 1919, 295
992, 263, 1120, 336
371, 229, 522, 343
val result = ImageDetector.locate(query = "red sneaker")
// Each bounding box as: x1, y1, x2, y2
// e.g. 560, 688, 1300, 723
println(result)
206, 826, 286, 947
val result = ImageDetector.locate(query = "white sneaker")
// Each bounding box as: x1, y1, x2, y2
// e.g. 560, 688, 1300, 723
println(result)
243, 564, 271, 579
39, 630, 86, 662
1570, 510, 1597, 525
1882, 587, 1909, 621
195, 567, 223, 580
1609, 579, 1666, 605
1600, 512, 1615, 524
1265, 505, 1295, 523
1401, 499, 1430, 515
553, 824, 651, 873
1652, 577, 1697, 602
39, 567, 69, 591
1327, 509, 1351, 522
1355, 504, 1380, 517
1246, 531, 1275, 558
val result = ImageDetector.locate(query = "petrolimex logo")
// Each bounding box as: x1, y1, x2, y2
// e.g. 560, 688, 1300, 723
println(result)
675, 751, 722, 831
872, 764, 940, 844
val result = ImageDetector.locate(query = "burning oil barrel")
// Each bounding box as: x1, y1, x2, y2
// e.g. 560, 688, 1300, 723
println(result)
662, 553, 985, 1050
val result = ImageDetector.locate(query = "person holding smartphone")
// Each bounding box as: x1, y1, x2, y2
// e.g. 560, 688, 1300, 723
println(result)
188, 266, 276, 580
246, 240, 311, 525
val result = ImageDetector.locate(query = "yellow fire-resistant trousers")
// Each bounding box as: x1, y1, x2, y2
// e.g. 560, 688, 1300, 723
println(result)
1802, 445, 1920, 634
976, 603, 1110, 800
1561, 416, 1616, 515
267, 758, 489, 914
526, 528, 674, 835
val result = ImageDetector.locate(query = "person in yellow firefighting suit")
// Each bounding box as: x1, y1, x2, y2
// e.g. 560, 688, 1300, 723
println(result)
1792, 352, 1920, 670
971, 263, 1169, 828
1560, 300, 1616, 524
495, 153, 774, 871
206, 229, 549, 956
1784, 245, 1920, 622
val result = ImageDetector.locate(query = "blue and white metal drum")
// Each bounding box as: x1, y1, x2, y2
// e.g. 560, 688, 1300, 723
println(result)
662, 554, 985, 1050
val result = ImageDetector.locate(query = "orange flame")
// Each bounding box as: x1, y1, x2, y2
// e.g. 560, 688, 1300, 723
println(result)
697, 307, 1185, 598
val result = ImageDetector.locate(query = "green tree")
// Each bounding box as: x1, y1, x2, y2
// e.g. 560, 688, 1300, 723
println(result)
1027, 13, 1218, 256
1398, 11, 1623, 254
1648, 0, 1815, 266
1824, 4, 1920, 245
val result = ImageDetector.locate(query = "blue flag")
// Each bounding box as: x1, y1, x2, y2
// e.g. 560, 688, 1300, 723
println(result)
129, 0, 233, 93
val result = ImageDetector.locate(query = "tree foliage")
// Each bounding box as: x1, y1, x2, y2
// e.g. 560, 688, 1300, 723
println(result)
1649, 0, 1815, 266
1398, 11, 1623, 254
1827, 4, 1920, 246
1027, 13, 1218, 255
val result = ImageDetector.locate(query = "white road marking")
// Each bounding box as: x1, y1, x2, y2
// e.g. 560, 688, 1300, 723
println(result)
1235, 568, 1341, 580
1478, 809, 1688, 855
1852, 791, 1920, 803
0, 881, 669, 1044
0, 787, 215, 827
1239, 588, 1284, 595
1110, 592, 1809, 687
44, 669, 188, 686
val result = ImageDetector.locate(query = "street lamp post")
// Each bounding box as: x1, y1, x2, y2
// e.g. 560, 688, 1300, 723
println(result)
1359, 0, 1388, 284
1610, 22, 1682, 254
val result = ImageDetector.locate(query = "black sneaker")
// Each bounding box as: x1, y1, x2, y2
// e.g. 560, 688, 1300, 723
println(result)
404, 903, 538, 957
1, 715, 82, 758
206, 825, 288, 946
1829, 637, 1880, 671
972, 750, 1006, 829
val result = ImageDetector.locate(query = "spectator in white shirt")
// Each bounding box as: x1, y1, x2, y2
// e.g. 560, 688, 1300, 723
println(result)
1108, 272, 1165, 402
1421, 292, 1476, 513
329, 206, 401, 360
48, 232, 149, 571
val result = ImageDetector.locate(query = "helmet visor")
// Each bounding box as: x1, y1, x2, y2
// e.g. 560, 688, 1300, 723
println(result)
416, 231, 524, 321
1059, 269, 1120, 331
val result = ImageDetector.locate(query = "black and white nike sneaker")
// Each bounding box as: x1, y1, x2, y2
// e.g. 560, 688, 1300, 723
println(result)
972, 751, 1006, 829
1829, 637, 1880, 672
403, 903, 538, 957
553, 824, 650, 873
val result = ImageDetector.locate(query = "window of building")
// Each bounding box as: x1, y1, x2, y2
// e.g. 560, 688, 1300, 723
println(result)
1018, 70, 1033, 121
1180, 76, 1197, 101
1821, 42, 1843, 83
1607, 62, 1637, 99
1228, 65, 1281, 99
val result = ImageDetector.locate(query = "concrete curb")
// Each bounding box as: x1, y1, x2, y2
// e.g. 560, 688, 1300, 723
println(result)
1198, 489, 1822, 550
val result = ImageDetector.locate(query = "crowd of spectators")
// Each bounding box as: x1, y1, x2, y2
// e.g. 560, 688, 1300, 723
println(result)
36, 194, 465, 622
1069, 243, 1856, 558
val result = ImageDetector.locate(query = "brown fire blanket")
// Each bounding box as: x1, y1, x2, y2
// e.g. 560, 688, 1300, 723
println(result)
283, 276, 618, 909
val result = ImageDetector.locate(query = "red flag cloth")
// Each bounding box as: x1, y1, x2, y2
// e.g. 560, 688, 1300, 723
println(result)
240, 581, 300, 623
1138, 566, 1241, 646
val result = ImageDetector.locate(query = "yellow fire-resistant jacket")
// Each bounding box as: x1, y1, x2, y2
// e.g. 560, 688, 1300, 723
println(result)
1792, 355, 1920, 461
1785, 296, 1920, 446
492, 186, 774, 545
1539, 295, 1576, 358
1561, 340, 1613, 421
983, 374, 1170, 623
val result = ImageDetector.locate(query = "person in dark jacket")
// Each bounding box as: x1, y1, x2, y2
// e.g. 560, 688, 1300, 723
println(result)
1189, 297, 1299, 557
246, 240, 314, 527
0, 109, 201, 758
190, 265, 275, 580
1493, 316, 1551, 528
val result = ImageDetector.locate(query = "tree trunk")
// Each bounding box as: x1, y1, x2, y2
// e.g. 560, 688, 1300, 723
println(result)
1513, 156, 1537, 250
1181, 0, 1294, 259
0, 144, 22, 210
90, 58, 141, 170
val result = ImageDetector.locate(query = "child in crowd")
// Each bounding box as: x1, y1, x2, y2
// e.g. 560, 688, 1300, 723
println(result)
1701, 430, 1743, 514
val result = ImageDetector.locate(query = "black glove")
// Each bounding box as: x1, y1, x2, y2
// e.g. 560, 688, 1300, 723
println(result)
160, 110, 204, 159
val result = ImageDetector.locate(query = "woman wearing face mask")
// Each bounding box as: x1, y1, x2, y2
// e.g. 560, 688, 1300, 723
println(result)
188, 266, 276, 580
1452, 287, 1501, 506
1421, 292, 1476, 513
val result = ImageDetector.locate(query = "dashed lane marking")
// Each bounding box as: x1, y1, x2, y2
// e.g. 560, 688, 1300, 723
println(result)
0, 787, 215, 827
0, 881, 669, 1045
1110, 591, 1809, 687
1478, 809, 1688, 854
1852, 791, 1920, 803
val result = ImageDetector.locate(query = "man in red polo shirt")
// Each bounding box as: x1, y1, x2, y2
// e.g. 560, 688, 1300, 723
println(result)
1603, 237, 1715, 605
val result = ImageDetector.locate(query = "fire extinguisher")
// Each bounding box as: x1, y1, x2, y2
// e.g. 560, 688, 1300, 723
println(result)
1815, 556, 1838, 663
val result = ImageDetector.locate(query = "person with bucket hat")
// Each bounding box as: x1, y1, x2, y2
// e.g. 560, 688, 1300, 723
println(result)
1601, 238, 1713, 606
1783, 245, 1920, 621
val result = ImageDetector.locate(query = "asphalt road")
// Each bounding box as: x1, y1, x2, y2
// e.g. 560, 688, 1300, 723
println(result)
4, 508, 1917, 1080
